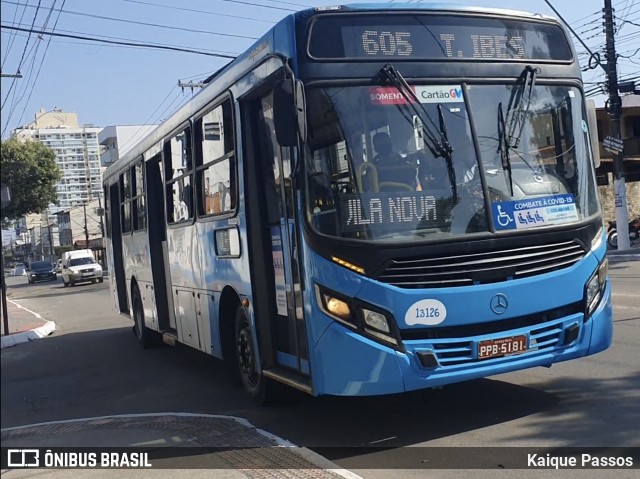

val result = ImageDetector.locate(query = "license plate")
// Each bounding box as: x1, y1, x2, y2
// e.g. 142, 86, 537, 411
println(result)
82, 272, 93, 277
478, 335, 527, 360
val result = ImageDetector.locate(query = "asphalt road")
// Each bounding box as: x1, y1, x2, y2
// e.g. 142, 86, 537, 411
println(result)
1, 262, 638, 477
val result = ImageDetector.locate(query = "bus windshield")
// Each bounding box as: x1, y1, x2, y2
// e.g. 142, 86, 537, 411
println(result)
304, 83, 598, 242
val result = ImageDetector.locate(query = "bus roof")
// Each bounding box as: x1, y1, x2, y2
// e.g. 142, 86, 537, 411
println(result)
104, 3, 561, 181
340, 3, 554, 20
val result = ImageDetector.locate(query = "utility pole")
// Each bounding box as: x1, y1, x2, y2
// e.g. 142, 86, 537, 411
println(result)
97, 194, 105, 238
603, 0, 630, 250
83, 203, 89, 246
178, 80, 205, 94
47, 219, 54, 261
39, 223, 44, 259
1, 184, 11, 336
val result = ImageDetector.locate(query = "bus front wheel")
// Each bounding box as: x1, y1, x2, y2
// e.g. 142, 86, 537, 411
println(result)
235, 306, 271, 404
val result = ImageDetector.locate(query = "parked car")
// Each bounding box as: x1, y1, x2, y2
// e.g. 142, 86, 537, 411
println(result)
61, 250, 103, 286
27, 261, 57, 283
12, 263, 27, 276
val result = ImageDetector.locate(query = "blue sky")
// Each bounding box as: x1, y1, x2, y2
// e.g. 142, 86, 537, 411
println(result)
1, 0, 638, 139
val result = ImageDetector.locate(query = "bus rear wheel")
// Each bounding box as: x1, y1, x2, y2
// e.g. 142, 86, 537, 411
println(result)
235, 306, 272, 404
132, 287, 159, 349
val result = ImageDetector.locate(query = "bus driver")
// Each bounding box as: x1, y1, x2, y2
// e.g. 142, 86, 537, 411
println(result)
372, 132, 417, 190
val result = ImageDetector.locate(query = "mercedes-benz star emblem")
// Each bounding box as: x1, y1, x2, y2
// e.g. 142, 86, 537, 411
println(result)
490, 293, 509, 315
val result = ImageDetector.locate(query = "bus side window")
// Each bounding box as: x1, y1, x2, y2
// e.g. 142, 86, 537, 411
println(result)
255, 111, 281, 224
196, 99, 236, 217
120, 169, 132, 233
164, 127, 193, 223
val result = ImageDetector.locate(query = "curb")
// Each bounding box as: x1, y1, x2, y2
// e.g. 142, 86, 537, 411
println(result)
607, 254, 640, 263
1, 413, 364, 479
0, 300, 56, 349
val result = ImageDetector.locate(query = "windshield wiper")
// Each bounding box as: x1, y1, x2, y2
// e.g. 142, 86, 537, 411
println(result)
506, 65, 539, 149
379, 64, 457, 197
497, 102, 515, 197
437, 103, 456, 197
496, 65, 539, 197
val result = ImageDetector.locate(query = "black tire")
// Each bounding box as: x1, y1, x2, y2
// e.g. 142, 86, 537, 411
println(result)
98, 277, 104, 283
607, 230, 618, 248
235, 305, 275, 405
132, 287, 160, 349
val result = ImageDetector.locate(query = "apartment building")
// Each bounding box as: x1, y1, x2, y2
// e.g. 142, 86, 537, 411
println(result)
99, 124, 157, 167
12, 108, 103, 214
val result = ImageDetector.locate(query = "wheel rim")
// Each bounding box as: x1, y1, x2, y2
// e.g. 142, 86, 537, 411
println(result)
237, 321, 259, 388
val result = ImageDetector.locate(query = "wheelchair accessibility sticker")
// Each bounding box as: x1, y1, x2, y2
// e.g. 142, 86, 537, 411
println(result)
491, 194, 579, 231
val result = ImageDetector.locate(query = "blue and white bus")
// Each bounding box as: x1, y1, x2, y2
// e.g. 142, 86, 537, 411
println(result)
103, 3, 612, 402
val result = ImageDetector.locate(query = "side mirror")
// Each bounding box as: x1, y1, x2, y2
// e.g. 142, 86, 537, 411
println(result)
273, 78, 306, 147
585, 99, 601, 168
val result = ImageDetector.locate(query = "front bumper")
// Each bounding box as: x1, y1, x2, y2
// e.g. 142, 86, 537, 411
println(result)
69, 271, 102, 281
30, 273, 56, 281
312, 281, 613, 396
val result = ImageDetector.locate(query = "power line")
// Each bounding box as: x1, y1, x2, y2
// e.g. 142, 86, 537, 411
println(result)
1, 0, 259, 40
215, 0, 295, 12
14, 0, 66, 131
260, 0, 312, 7
1, 0, 55, 137
0, 25, 238, 58
1, 0, 42, 111
3, 21, 240, 56
119, 0, 276, 24
1, 0, 28, 69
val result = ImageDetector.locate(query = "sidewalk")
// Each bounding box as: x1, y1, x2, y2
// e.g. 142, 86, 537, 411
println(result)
1, 413, 362, 478
606, 246, 640, 262
0, 298, 56, 349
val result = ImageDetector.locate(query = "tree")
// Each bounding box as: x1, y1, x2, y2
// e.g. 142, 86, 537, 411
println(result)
0, 139, 61, 220
54, 245, 73, 257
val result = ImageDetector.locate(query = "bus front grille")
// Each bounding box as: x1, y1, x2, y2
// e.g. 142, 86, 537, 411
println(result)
421, 317, 569, 367
377, 240, 586, 288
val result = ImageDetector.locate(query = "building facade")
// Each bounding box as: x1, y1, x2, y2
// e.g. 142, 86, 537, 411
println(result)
11, 108, 103, 214
595, 94, 640, 223
56, 198, 103, 246
99, 124, 157, 167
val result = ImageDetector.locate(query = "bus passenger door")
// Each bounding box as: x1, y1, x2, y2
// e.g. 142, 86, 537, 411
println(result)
244, 89, 310, 382
146, 155, 175, 331
109, 182, 128, 313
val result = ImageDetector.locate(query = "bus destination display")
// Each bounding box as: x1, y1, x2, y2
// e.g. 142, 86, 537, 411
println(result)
308, 14, 572, 61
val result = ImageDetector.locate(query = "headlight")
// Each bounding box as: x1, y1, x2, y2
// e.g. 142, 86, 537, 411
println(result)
361, 308, 397, 346
585, 258, 608, 315
362, 309, 390, 333
316, 285, 353, 324
315, 284, 402, 349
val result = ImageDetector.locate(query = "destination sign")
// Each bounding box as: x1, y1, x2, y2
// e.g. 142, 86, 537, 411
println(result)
339, 192, 454, 232
308, 14, 572, 61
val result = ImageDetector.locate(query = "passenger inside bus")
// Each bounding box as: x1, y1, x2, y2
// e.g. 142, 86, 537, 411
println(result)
371, 132, 417, 191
